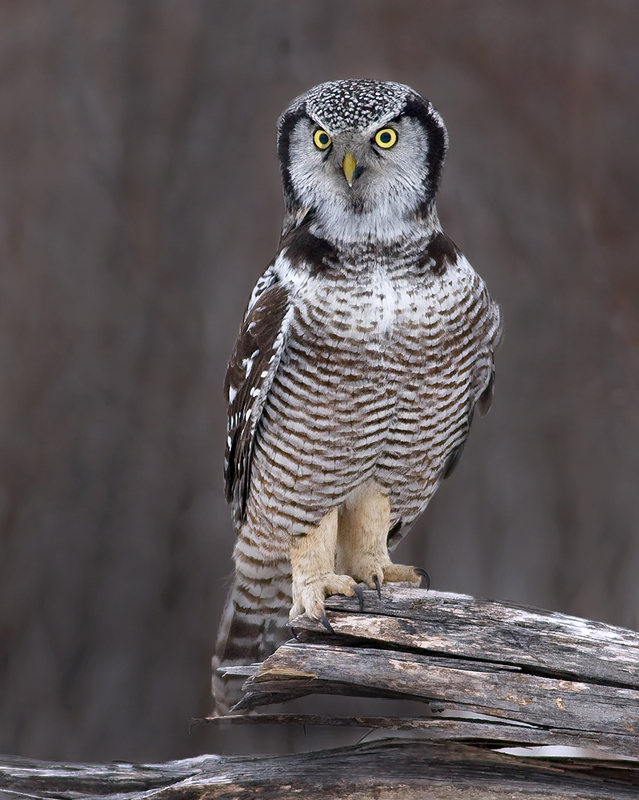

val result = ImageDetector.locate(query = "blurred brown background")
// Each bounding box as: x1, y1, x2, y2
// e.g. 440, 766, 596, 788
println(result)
0, 0, 638, 763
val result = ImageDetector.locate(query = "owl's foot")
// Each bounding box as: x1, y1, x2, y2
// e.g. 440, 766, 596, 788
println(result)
289, 572, 358, 621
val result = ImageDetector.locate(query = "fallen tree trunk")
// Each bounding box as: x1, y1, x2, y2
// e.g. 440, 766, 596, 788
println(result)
1, 739, 639, 799
2, 588, 638, 799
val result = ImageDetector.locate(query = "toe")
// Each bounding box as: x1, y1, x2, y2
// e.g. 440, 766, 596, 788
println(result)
323, 574, 357, 598
383, 564, 422, 584
292, 573, 358, 622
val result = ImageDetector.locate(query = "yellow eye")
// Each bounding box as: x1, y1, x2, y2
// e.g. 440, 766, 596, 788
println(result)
313, 129, 332, 150
374, 128, 397, 148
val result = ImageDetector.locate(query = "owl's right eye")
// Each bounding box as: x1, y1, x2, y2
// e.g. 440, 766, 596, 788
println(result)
313, 129, 332, 150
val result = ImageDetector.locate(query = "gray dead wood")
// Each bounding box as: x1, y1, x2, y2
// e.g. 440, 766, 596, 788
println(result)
201, 712, 639, 755
2, 588, 639, 799
219, 587, 639, 761
1, 740, 639, 800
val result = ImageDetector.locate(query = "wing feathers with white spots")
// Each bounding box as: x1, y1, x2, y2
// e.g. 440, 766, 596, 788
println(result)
224, 269, 291, 525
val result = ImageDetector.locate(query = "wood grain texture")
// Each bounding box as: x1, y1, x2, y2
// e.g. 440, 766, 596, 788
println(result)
2, 589, 639, 798
1, 741, 638, 800
219, 588, 639, 759
319, 588, 639, 686
200, 712, 639, 755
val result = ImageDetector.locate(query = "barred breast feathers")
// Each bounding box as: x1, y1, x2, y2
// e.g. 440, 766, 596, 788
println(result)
225, 220, 502, 528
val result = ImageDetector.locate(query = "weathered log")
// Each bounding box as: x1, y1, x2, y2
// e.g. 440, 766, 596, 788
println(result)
311, 588, 639, 686
217, 588, 639, 760
1, 740, 639, 800
234, 641, 639, 736
201, 711, 639, 754
2, 588, 638, 799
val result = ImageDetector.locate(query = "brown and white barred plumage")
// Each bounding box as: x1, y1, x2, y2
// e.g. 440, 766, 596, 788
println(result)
214, 80, 502, 713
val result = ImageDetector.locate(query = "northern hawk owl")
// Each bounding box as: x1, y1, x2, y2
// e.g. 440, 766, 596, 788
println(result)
214, 80, 502, 713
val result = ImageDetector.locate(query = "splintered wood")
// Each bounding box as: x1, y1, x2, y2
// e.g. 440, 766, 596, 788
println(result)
1, 589, 638, 800
213, 587, 639, 760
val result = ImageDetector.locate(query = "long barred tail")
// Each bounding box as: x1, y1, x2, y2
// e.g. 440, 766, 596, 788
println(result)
212, 540, 292, 715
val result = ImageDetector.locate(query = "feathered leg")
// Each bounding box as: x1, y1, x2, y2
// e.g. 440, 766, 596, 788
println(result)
336, 481, 421, 588
289, 507, 358, 621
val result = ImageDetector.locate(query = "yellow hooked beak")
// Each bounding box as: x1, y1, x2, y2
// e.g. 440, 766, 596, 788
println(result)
342, 151, 357, 187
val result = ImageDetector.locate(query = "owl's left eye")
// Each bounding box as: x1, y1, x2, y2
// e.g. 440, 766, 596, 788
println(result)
313, 129, 332, 150
374, 128, 398, 148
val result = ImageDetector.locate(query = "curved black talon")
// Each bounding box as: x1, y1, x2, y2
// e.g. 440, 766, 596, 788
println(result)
414, 568, 431, 591
319, 614, 334, 634
353, 584, 365, 612
372, 574, 382, 600
289, 624, 300, 640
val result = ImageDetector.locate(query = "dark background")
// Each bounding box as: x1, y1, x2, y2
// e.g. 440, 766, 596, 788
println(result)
1, 0, 638, 762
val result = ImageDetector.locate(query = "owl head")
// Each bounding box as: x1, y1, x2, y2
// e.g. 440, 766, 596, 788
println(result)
277, 80, 448, 243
